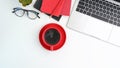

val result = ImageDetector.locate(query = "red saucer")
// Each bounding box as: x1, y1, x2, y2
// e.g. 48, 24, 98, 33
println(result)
39, 23, 66, 51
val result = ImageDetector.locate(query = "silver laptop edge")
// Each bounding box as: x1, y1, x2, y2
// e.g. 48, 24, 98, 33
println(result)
67, 0, 120, 47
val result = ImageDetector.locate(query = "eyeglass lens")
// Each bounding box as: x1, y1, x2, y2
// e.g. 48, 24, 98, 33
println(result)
27, 11, 37, 19
15, 9, 25, 17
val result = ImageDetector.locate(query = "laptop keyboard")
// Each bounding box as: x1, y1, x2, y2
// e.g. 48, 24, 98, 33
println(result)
76, 0, 120, 26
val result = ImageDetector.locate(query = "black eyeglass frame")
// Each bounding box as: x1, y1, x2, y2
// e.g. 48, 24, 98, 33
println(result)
12, 7, 40, 20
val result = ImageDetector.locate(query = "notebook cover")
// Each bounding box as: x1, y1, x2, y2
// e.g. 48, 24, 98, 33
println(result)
51, 0, 65, 17
33, 0, 42, 10
61, 0, 71, 16
40, 0, 60, 16
40, 0, 71, 16
34, 0, 62, 21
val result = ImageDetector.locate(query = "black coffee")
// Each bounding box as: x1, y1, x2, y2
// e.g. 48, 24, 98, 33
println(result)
44, 28, 60, 45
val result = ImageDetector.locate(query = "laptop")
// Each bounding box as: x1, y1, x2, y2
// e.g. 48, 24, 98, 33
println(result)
67, 0, 120, 46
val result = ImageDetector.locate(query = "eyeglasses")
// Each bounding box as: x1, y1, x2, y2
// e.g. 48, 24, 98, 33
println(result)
12, 7, 40, 20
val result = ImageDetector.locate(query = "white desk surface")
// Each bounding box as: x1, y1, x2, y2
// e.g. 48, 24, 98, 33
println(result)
1, 0, 120, 68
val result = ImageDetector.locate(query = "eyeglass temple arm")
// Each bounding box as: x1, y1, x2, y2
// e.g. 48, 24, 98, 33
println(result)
12, 8, 16, 13
37, 15, 40, 18
37, 13, 40, 18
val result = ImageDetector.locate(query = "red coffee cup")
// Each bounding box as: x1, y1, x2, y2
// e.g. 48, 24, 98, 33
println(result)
39, 23, 66, 51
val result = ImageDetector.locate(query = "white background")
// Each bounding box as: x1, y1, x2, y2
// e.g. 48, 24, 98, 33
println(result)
0, 0, 120, 68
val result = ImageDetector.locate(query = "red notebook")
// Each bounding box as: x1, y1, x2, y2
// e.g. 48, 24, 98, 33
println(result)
41, 0, 71, 17
51, 0, 65, 17
41, 0, 60, 16
61, 0, 71, 16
